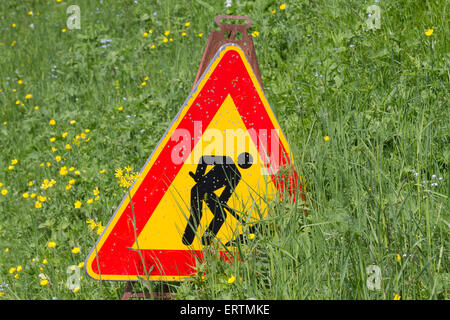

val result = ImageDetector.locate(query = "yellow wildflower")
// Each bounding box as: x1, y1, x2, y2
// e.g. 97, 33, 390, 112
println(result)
35, 201, 42, 208
74, 201, 82, 209
227, 276, 236, 284
86, 219, 96, 230
72, 247, 80, 254
324, 136, 330, 142
40, 279, 49, 286
22, 192, 29, 198
115, 168, 123, 178
425, 29, 433, 36
96, 223, 105, 235
25, 94, 32, 99
1, 189, 8, 196
47, 241, 56, 248
49, 119, 56, 125
280, 3, 286, 10
59, 166, 68, 176
65, 144, 72, 150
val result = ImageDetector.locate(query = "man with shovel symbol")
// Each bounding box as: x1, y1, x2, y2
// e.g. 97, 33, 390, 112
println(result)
182, 152, 253, 246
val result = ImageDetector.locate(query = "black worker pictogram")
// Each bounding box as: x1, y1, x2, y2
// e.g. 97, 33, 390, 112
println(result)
182, 152, 253, 246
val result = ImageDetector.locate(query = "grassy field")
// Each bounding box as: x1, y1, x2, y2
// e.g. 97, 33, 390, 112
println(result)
0, 0, 448, 300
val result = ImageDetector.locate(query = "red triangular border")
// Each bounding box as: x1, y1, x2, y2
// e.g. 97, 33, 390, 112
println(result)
86, 44, 298, 280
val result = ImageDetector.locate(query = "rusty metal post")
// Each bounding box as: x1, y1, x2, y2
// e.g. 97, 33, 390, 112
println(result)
193, 15, 263, 90
121, 281, 175, 300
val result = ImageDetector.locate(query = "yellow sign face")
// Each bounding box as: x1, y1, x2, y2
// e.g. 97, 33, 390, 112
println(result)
134, 95, 276, 251
85, 44, 296, 281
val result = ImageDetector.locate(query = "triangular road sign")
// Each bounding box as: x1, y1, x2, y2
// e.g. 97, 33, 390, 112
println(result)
85, 44, 298, 281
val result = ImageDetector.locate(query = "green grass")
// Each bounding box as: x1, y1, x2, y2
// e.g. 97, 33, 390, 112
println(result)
0, 0, 448, 300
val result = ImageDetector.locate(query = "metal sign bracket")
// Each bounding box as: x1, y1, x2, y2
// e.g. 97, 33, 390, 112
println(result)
193, 15, 263, 90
